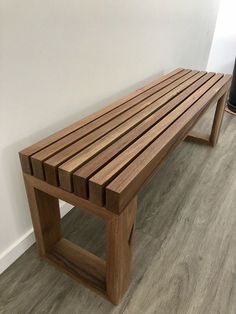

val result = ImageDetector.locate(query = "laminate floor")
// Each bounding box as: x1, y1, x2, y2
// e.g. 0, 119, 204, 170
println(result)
0, 109, 236, 314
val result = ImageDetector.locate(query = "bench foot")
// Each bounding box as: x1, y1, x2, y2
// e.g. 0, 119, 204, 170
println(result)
23, 174, 137, 304
185, 92, 228, 147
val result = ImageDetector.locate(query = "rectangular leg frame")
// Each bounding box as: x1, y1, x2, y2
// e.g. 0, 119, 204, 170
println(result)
185, 92, 228, 146
24, 174, 137, 304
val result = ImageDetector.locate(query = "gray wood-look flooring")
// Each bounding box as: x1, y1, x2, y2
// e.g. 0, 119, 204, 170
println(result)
0, 108, 236, 314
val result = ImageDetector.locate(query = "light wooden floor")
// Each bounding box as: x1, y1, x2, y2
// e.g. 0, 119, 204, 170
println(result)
0, 109, 235, 314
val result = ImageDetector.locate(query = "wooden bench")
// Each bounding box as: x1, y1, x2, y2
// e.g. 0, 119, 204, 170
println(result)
19, 68, 231, 304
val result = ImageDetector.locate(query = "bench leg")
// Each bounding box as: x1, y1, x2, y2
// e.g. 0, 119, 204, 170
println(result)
106, 197, 137, 304
23, 174, 137, 304
24, 176, 62, 256
209, 92, 228, 146
185, 92, 228, 147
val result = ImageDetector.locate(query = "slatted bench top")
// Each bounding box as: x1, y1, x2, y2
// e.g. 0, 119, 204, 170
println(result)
19, 68, 231, 214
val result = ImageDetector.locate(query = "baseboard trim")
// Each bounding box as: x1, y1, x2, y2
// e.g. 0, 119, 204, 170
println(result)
0, 202, 72, 274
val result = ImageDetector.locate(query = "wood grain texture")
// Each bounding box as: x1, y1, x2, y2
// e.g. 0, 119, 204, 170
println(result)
2, 110, 236, 313
30, 69, 191, 180
19, 68, 183, 174
72, 72, 212, 198
24, 174, 114, 220
88, 73, 220, 206
31, 69, 188, 164
105, 75, 231, 212
47, 238, 107, 294
43, 70, 197, 186
24, 176, 62, 255
106, 197, 137, 304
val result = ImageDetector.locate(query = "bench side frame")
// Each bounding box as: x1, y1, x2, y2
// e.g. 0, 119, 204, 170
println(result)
23, 173, 136, 304
185, 91, 228, 146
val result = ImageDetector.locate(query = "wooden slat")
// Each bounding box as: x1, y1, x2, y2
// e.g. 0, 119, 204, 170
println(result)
56, 71, 205, 191
56, 73, 206, 191
42, 71, 197, 185
88, 74, 224, 206
31, 70, 189, 179
73, 72, 216, 198
31, 70, 194, 181
105, 75, 232, 213
19, 68, 184, 174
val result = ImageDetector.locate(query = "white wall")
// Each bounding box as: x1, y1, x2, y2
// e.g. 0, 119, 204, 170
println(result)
0, 0, 219, 272
207, 0, 236, 73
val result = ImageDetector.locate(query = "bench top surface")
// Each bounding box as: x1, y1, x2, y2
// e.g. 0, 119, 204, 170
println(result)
20, 68, 231, 213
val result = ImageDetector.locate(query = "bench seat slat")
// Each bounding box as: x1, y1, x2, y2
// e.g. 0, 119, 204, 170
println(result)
40, 70, 199, 184
88, 73, 224, 206
105, 74, 231, 213
55, 71, 207, 190
19, 68, 183, 174
72, 71, 215, 199
31, 70, 189, 170
31, 70, 193, 180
